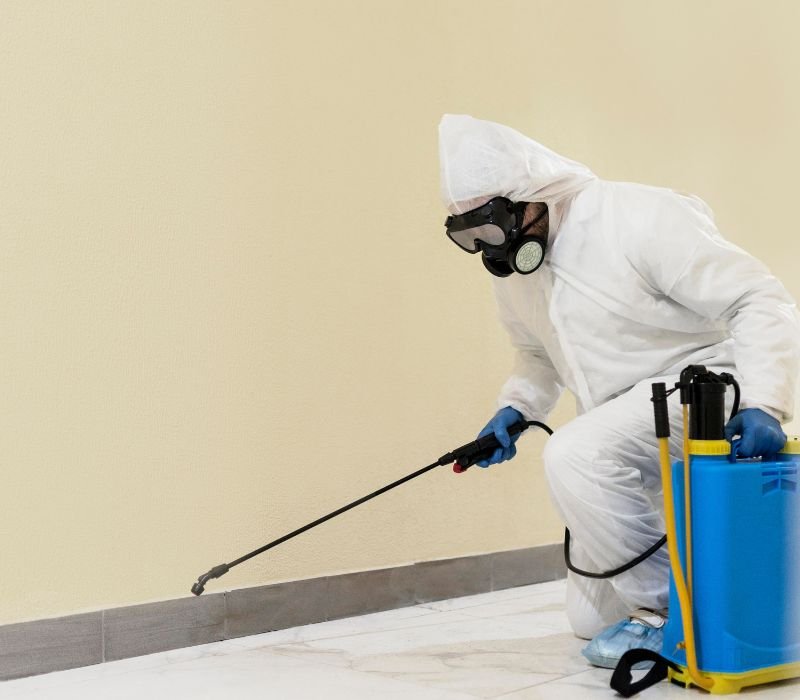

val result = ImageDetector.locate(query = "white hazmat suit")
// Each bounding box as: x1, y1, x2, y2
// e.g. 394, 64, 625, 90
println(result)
439, 114, 800, 638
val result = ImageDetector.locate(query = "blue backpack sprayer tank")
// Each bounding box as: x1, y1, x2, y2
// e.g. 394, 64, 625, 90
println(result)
611, 366, 800, 696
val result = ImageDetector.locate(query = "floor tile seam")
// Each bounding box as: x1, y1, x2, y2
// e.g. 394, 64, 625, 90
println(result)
491, 665, 611, 700
455, 585, 561, 601
446, 607, 568, 622
417, 597, 544, 612
555, 666, 598, 680
1, 672, 107, 694
59, 641, 253, 684
2, 673, 108, 699
219, 637, 271, 650
260, 645, 485, 699
483, 670, 574, 699
417, 594, 560, 615
266, 644, 354, 670
0, 684, 54, 699
225, 611, 484, 649
242, 620, 573, 656
421, 585, 566, 606
0, 663, 126, 694
260, 628, 584, 667
491, 665, 600, 698
324, 653, 576, 700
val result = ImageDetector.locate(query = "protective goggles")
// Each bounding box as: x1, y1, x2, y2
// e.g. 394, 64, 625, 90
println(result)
444, 197, 527, 253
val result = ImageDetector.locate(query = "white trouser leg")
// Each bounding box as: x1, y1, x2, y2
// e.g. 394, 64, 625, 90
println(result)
543, 376, 686, 635
564, 538, 630, 639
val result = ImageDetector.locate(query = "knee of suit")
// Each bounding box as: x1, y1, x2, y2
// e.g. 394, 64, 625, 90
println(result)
542, 423, 595, 484
567, 604, 603, 640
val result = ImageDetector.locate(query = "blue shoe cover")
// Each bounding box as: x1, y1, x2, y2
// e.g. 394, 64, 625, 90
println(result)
581, 613, 665, 670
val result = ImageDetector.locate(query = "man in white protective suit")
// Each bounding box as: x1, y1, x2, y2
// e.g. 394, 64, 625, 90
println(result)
438, 114, 800, 668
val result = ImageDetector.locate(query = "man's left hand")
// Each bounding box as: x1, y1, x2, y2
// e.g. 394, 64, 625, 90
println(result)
724, 408, 786, 459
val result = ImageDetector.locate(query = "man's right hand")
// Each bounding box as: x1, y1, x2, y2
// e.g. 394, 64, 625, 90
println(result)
476, 406, 524, 468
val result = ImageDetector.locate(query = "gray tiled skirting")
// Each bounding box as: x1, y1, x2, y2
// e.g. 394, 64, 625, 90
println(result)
0, 543, 565, 682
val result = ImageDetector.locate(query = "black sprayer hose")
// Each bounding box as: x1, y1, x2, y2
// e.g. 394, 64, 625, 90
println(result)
563, 373, 741, 582
564, 529, 667, 580
564, 384, 671, 580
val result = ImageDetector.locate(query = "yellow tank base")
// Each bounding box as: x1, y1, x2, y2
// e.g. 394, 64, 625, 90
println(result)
667, 662, 800, 695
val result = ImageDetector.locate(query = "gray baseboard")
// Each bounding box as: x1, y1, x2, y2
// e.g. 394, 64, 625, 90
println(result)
0, 543, 565, 682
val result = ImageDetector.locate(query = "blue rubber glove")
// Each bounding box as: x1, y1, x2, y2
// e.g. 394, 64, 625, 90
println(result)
475, 406, 524, 468
724, 408, 786, 459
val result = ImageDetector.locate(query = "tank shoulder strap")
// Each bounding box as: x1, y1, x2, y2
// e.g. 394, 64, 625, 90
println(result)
610, 649, 680, 697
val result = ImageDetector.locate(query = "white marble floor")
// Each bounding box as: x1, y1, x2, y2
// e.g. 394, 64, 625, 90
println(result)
1, 579, 798, 699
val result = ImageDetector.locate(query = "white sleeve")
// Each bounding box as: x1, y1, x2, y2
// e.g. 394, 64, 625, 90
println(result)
632, 193, 800, 422
493, 286, 564, 422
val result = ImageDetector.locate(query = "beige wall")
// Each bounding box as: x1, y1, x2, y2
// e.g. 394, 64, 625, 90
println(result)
1, 0, 798, 624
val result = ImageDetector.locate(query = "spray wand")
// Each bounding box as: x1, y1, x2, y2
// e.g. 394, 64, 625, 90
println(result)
191, 419, 551, 595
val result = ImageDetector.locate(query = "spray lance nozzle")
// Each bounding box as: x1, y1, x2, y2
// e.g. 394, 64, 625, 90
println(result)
191, 563, 230, 596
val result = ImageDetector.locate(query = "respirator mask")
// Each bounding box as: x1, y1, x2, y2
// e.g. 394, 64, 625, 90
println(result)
444, 197, 548, 277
